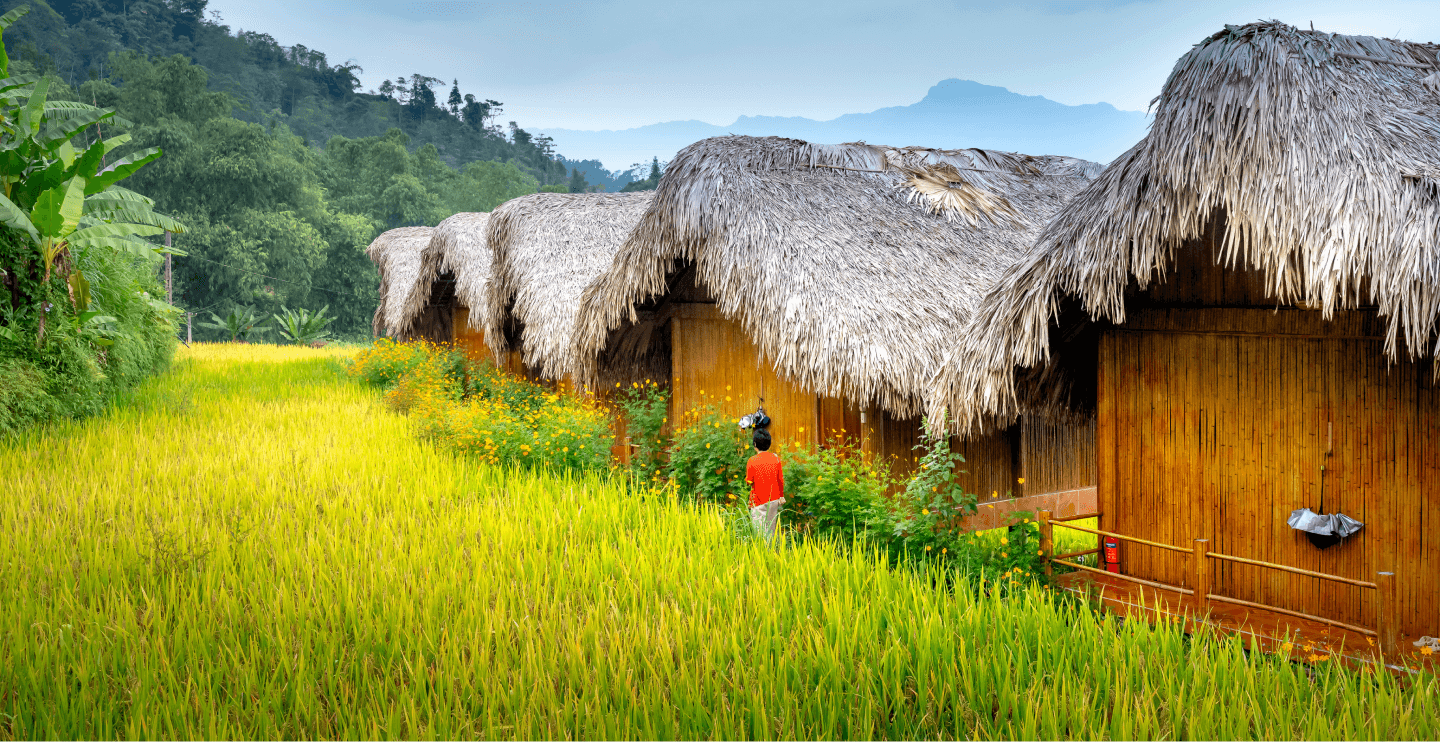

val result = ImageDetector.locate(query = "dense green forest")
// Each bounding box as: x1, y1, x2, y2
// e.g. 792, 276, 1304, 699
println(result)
0, 0, 654, 340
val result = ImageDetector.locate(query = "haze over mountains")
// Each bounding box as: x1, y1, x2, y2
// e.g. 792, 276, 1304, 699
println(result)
540, 79, 1150, 176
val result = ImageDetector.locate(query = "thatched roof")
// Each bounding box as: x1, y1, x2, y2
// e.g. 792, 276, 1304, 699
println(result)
366, 226, 434, 337
936, 22, 1440, 431
484, 192, 654, 378
393, 212, 491, 334
571, 135, 1101, 417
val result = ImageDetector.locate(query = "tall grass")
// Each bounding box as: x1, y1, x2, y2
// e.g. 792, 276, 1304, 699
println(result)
0, 344, 1434, 739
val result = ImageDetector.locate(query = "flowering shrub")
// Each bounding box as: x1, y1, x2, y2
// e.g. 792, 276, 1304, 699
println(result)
885, 413, 979, 556
614, 379, 670, 482
784, 440, 894, 540
413, 391, 612, 471
665, 406, 749, 507
347, 338, 465, 393
349, 340, 612, 473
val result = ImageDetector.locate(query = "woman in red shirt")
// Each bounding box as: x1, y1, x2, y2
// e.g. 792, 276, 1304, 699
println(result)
745, 428, 785, 540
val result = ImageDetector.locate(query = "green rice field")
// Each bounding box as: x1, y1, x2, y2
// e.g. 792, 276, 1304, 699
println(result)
0, 345, 1435, 739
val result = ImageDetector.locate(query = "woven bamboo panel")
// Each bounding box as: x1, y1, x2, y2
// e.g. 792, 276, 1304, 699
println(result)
1099, 242, 1439, 637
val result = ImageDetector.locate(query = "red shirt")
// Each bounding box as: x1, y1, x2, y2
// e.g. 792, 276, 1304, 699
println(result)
746, 451, 785, 507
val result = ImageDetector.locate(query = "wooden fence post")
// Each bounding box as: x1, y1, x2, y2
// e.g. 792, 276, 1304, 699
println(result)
1376, 571, 1398, 659
1038, 510, 1053, 578
1192, 539, 1211, 614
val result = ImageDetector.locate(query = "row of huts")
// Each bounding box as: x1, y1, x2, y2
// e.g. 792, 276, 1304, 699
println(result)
370, 22, 1439, 639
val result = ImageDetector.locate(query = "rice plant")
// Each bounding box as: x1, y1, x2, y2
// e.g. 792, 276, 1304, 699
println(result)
0, 344, 1433, 739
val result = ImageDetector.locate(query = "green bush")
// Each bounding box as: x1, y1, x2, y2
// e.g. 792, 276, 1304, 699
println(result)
348, 339, 613, 474
614, 379, 670, 483
665, 407, 749, 507
0, 235, 177, 437
784, 440, 893, 540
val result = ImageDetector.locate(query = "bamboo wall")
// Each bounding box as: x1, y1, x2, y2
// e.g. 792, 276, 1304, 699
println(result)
859, 410, 1094, 504
668, 303, 820, 451
1097, 235, 1440, 637
452, 306, 524, 375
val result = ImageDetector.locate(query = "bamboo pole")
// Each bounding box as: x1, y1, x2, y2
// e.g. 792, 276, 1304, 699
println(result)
164, 231, 172, 304
1038, 510, 1053, 578
1192, 539, 1211, 613
1376, 571, 1398, 659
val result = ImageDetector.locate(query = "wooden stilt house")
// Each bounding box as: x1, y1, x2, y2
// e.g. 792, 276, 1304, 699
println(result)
573, 135, 1102, 513
941, 23, 1440, 640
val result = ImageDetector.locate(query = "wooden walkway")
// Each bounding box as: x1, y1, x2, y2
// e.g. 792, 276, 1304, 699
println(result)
1053, 570, 1437, 674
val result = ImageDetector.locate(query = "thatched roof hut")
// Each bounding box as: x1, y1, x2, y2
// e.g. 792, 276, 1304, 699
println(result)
573, 135, 1101, 419
391, 212, 491, 338
483, 192, 654, 379
366, 226, 434, 338
936, 22, 1440, 431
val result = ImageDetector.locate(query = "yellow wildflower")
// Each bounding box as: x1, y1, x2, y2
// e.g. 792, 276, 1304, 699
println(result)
1017, 478, 1025, 484
1000, 537, 1008, 545
1000, 552, 1008, 558
925, 546, 932, 552
921, 509, 930, 516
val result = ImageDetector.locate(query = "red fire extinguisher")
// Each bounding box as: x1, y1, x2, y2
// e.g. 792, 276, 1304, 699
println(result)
1103, 537, 1121, 573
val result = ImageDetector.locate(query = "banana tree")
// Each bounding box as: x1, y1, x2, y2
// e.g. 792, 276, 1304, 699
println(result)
0, 5, 185, 343
197, 307, 271, 343
274, 305, 335, 345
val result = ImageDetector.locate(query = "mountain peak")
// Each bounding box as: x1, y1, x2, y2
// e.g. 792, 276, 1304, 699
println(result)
922, 79, 1016, 101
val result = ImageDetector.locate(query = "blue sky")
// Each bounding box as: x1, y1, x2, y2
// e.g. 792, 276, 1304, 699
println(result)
210, 0, 1440, 131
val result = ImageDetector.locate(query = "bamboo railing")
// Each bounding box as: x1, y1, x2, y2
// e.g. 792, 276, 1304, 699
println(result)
1037, 510, 1399, 658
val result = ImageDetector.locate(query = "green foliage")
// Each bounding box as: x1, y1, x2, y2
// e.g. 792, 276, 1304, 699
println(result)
614, 379, 670, 482
0, 7, 177, 436
665, 407, 750, 507
343, 337, 443, 390
886, 413, 979, 555
538, 184, 567, 193
620, 157, 664, 192
567, 167, 588, 193
348, 339, 613, 474
196, 307, 268, 342
784, 442, 893, 540
273, 304, 334, 345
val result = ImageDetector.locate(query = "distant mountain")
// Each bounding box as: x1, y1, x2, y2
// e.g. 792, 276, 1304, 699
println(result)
539, 79, 1149, 172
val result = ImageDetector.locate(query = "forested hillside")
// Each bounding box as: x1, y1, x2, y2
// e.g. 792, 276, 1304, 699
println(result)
0, 0, 643, 339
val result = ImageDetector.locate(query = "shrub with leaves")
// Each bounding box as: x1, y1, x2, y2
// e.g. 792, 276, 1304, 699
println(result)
885, 413, 979, 554
346, 338, 462, 391
0, 6, 180, 435
349, 339, 612, 473
614, 378, 669, 482
665, 406, 749, 507
784, 440, 894, 541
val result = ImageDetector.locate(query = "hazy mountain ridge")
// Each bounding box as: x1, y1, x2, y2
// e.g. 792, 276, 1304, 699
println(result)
540, 79, 1149, 173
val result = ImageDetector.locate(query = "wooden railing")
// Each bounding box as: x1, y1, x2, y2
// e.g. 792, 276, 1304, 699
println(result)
1037, 510, 1399, 658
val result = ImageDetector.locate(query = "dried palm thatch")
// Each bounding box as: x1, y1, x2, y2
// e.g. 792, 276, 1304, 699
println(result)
937, 22, 1440, 432
366, 226, 434, 337
484, 192, 655, 379
393, 212, 491, 335
571, 135, 1101, 418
